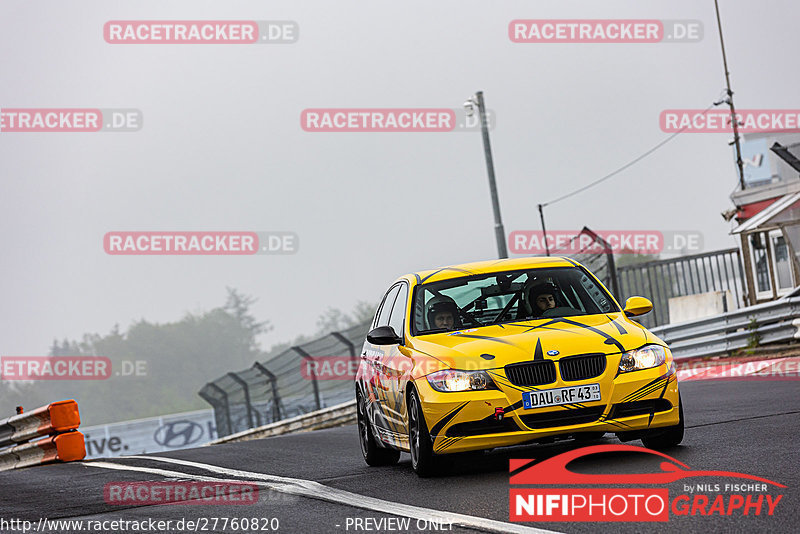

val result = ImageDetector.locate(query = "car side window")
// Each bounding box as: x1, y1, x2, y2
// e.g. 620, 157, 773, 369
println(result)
375, 285, 401, 328
388, 284, 409, 339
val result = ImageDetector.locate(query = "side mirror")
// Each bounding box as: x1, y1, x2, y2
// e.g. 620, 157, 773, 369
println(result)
623, 296, 653, 317
367, 325, 402, 346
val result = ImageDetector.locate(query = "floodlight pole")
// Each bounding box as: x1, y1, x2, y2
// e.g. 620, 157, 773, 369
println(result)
474, 91, 508, 259
714, 0, 745, 191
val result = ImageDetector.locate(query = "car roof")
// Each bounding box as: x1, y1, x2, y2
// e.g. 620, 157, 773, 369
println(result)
401, 256, 581, 285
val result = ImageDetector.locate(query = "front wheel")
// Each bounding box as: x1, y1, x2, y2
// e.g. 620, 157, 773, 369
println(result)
356, 390, 400, 466
408, 389, 438, 477
642, 395, 684, 450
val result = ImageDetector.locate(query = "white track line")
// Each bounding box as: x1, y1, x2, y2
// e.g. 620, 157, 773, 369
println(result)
86, 458, 561, 534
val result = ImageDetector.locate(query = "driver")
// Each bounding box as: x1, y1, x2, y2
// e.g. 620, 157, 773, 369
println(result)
426, 295, 461, 331
522, 281, 560, 317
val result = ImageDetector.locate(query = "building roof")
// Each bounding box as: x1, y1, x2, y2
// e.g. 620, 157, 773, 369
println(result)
731, 191, 800, 234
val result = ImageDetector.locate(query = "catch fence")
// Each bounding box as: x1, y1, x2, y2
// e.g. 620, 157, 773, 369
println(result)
199, 322, 370, 438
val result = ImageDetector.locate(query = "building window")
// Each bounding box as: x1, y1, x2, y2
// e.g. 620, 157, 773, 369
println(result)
749, 232, 772, 298
770, 230, 795, 294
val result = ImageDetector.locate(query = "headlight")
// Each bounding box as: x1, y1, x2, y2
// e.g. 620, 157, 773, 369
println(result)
426, 369, 497, 392
619, 344, 668, 373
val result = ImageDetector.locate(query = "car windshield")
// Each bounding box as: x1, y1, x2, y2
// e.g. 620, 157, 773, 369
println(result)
412, 266, 619, 334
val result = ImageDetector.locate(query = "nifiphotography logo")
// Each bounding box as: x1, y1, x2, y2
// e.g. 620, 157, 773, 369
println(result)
509, 444, 784, 522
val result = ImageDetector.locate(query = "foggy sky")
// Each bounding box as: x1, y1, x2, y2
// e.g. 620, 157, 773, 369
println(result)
2, 0, 798, 355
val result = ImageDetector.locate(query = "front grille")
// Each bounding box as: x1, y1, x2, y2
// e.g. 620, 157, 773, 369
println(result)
559, 353, 606, 381
505, 361, 556, 386
519, 406, 605, 429
609, 399, 672, 419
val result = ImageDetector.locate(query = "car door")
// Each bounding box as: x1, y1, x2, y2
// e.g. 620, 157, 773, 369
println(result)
362, 284, 401, 436
382, 282, 410, 430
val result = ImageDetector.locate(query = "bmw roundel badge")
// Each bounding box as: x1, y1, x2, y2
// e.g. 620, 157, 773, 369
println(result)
547, 350, 560, 356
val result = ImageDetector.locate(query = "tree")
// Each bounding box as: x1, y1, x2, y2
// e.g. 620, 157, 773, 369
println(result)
10, 289, 272, 426
315, 301, 377, 334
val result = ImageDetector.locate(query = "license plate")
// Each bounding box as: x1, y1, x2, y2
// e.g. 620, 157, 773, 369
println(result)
523, 383, 601, 409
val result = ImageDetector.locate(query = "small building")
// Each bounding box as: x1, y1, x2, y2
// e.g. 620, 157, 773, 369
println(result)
729, 132, 800, 304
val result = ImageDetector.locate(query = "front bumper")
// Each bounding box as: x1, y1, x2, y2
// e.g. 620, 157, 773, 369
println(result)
414, 356, 680, 454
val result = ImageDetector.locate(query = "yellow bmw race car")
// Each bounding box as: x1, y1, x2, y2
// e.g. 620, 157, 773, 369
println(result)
355, 256, 683, 476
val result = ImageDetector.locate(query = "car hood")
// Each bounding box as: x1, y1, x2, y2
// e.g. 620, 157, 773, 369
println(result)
410, 313, 663, 370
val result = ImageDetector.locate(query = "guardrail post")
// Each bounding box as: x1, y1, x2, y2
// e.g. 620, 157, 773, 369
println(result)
226, 372, 258, 429
292, 346, 321, 411
253, 362, 282, 422
201, 382, 232, 437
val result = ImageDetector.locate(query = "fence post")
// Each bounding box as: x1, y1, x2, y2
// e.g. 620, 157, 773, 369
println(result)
253, 362, 281, 422
330, 331, 356, 363
226, 372, 258, 429
292, 346, 321, 411
605, 248, 620, 300
581, 226, 620, 299
200, 382, 232, 437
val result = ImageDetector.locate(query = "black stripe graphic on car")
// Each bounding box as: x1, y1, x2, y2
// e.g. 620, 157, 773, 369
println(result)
419, 266, 477, 284
622, 377, 669, 403
435, 437, 464, 452
525, 318, 625, 353
489, 372, 530, 393
430, 402, 469, 437
533, 339, 544, 361
450, 333, 517, 346
625, 382, 665, 402
606, 315, 628, 335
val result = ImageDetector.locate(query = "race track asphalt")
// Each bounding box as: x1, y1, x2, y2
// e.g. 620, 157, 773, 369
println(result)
1, 379, 798, 534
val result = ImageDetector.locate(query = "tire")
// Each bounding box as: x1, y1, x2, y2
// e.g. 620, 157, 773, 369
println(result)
642, 395, 685, 450
356, 390, 401, 466
408, 389, 439, 477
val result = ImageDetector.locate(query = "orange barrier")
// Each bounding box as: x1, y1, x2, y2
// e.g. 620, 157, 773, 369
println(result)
0, 400, 85, 471
0, 431, 86, 471
0, 399, 80, 448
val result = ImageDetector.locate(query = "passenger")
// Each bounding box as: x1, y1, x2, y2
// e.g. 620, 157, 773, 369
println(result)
522, 282, 560, 317
426, 296, 461, 331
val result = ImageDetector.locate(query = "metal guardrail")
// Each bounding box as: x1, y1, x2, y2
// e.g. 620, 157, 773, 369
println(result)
617, 248, 746, 329
650, 295, 800, 360
0, 400, 81, 448
206, 400, 356, 445
0, 400, 86, 471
